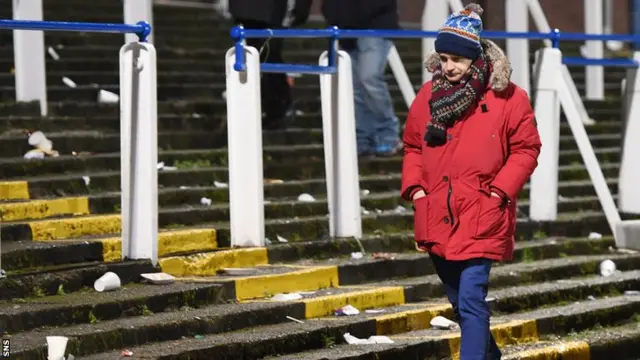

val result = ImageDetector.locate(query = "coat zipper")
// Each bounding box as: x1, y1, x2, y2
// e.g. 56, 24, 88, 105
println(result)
446, 182, 454, 226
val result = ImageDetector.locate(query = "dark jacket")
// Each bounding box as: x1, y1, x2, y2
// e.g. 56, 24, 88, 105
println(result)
229, 0, 312, 27
321, 0, 399, 30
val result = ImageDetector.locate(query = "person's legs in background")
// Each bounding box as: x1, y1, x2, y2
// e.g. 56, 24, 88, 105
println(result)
233, 19, 293, 129
258, 35, 294, 129
352, 37, 400, 156
430, 254, 501, 360
348, 45, 377, 156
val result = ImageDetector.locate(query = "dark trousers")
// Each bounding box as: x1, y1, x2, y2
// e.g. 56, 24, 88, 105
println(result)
430, 254, 502, 360
234, 18, 292, 127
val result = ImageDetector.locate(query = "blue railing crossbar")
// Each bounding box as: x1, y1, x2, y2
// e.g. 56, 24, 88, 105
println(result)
0, 19, 151, 42
563, 56, 639, 67
230, 26, 640, 74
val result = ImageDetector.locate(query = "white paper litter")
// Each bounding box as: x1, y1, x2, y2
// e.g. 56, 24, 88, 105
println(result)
98, 89, 119, 103
276, 235, 288, 243
47, 46, 60, 60
335, 304, 360, 316
272, 293, 303, 301
200, 197, 212, 206
430, 315, 458, 330
588, 232, 603, 240
364, 309, 386, 314
351, 252, 364, 260
214, 181, 228, 188
28, 131, 47, 147
617, 248, 639, 255
62, 77, 77, 88
82, 176, 91, 186
599, 259, 616, 277
141, 272, 175, 285
286, 316, 304, 324
393, 205, 407, 213
297, 193, 315, 202
343, 333, 394, 345
23, 149, 45, 160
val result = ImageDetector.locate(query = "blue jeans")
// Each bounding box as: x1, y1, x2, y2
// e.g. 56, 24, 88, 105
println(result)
347, 38, 400, 155
430, 254, 502, 360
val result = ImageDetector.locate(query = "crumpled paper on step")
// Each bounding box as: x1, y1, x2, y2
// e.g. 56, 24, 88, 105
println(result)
343, 333, 394, 345
24, 131, 59, 159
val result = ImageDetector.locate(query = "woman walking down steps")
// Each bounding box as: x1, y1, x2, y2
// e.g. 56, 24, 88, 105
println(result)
401, 3, 542, 359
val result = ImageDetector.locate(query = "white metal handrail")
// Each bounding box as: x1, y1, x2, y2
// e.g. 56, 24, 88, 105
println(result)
9, 0, 160, 265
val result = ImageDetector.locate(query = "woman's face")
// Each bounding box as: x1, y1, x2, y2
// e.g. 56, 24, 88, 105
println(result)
439, 53, 473, 83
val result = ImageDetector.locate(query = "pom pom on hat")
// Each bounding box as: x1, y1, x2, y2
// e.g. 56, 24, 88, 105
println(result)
435, 3, 484, 60
464, 3, 484, 17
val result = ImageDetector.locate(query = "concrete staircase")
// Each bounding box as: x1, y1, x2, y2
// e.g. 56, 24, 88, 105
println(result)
1, 1, 639, 359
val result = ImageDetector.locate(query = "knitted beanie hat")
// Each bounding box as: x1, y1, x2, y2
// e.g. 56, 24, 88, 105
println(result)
434, 3, 484, 60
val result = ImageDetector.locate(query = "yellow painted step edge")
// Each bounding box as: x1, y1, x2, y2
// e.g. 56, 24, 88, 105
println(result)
235, 266, 340, 302
29, 214, 121, 241
505, 341, 591, 360
0, 196, 89, 222
392, 319, 540, 360
0, 181, 29, 200
159, 247, 267, 277
302, 286, 406, 319
375, 303, 454, 335
101, 228, 218, 262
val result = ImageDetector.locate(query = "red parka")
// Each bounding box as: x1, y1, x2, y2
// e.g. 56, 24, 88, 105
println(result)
401, 40, 541, 262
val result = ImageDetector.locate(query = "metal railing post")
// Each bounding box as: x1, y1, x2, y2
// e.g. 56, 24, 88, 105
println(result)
2, 18, 156, 264
12, 0, 47, 116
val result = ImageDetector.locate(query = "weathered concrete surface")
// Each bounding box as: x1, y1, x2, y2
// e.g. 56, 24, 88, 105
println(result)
0, 258, 156, 300
5, 258, 640, 359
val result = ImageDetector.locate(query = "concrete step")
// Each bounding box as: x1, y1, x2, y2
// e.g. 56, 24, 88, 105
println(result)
502, 322, 640, 359
0, 187, 619, 237
0, 70, 226, 88
0, 197, 622, 248
0, 259, 156, 300
262, 298, 640, 360
0, 229, 616, 278
0, 122, 623, 157
0, 111, 625, 137
13, 175, 627, 210
9, 254, 636, 359
0, 82, 624, 108
0, 95, 623, 119
0, 143, 624, 179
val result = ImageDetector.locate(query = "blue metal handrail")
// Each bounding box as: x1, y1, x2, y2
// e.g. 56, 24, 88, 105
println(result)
0, 19, 151, 42
564, 57, 639, 67
230, 26, 640, 74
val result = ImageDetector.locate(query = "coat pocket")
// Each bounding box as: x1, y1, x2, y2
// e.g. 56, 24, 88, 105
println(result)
413, 196, 430, 241
474, 195, 513, 239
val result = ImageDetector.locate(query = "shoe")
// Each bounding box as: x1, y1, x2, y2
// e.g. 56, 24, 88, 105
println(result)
375, 141, 402, 157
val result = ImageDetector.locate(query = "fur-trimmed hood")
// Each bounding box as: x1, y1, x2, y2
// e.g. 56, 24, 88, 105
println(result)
424, 39, 512, 92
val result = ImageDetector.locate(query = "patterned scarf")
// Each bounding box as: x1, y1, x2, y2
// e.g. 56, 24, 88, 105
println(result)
425, 53, 490, 146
